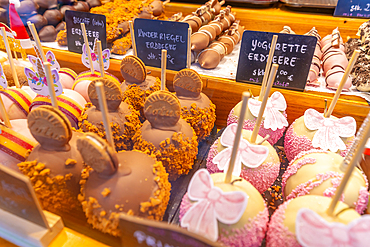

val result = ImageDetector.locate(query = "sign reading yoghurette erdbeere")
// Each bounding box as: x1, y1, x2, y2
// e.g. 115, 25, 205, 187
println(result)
65, 10, 107, 53
0, 164, 49, 229
334, 0, 370, 18
133, 18, 189, 71
119, 214, 221, 247
236, 30, 316, 92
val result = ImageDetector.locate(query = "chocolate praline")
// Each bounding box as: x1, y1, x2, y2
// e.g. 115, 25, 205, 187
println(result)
58, 0, 76, 4
0, 7, 7, 24
60, 5, 76, 17
16, 0, 39, 16
73, 1, 89, 12
56, 21, 66, 32
86, 0, 101, 8
38, 25, 58, 42
0, 0, 8, 9
44, 9, 63, 26
34, 0, 57, 9
27, 14, 48, 31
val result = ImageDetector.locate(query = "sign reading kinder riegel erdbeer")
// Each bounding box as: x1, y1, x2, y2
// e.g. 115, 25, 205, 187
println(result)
133, 18, 189, 71
236, 31, 317, 92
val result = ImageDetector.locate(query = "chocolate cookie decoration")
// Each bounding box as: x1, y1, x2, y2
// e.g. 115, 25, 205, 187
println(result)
88, 77, 122, 111
77, 133, 119, 176
120, 55, 146, 84
173, 69, 202, 98
144, 91, 181, 128
28, 105, 72, 150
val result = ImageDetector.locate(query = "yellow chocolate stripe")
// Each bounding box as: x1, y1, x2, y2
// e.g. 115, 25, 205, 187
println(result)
0, 88, 32, 115
72, 71, 120, 90
30, 95, 83, 125
0, 125, 36, 161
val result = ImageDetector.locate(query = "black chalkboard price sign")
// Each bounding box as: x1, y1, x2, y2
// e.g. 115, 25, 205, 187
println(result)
133, 18, 189, 71
0, 164, 49, 229
334, 0, 370, 18
119, 214, 221, 247
236, 30, 316, 92
65, 10, 107, 53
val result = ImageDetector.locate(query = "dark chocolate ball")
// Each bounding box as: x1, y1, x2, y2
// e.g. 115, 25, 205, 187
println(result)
56, 21, 66, 32
43, 9, 62, 26
58, 0, 76, 4
60, 5, 75, 17
27, 14, 47, 31
0, 7, 7, 24
74, 1, 89, 12
0, 0, 8, 9
34, 0, 57, 9
86, 0, 101, 8
38, 25, 58, 42
16, 0, 39, 16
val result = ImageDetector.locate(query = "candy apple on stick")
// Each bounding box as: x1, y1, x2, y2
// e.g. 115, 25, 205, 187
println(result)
284, 50, 360, 162
207, 65, 281, 193
180, 92, 269, 247
266, 111, 370, 247
227, 35, 288, 145
76, 82, 170, 236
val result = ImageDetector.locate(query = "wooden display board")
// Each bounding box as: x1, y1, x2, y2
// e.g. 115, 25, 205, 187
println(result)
119, 214, 221, 247
65, 10, 107, 53
334, 0, 370, 18
0, 164, 63, 247
236, 30, 316, 91
133, 18, 189, 71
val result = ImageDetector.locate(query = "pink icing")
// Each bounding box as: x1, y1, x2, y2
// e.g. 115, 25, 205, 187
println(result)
207, 139, 280, 193
266, 200, 300, 247
284, 119, 352, 162
227, 108, 286, 145
281, 150, 369, 214
286, 172, 343, 200
180, 192, 269, 247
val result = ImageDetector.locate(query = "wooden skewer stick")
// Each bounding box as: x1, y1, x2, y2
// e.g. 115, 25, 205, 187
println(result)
13, 50, 18, 61
187, 27, 192, 68
43, 62, 58, 108
257, 134, 270, 145
81, 23, 95, 74
27, 22, 46, 63
324, 50, 360, 118
251, 64, 279, 144
129, 21, 137, 57
161, 49, 167, 90
0, 93, 11, 128
225, 91, 251, 183
96, 40, 105, 78
95, 81, 116, 152
258, 35, 278, 101
0, 27, 20, 88
327, 110, 370, 216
